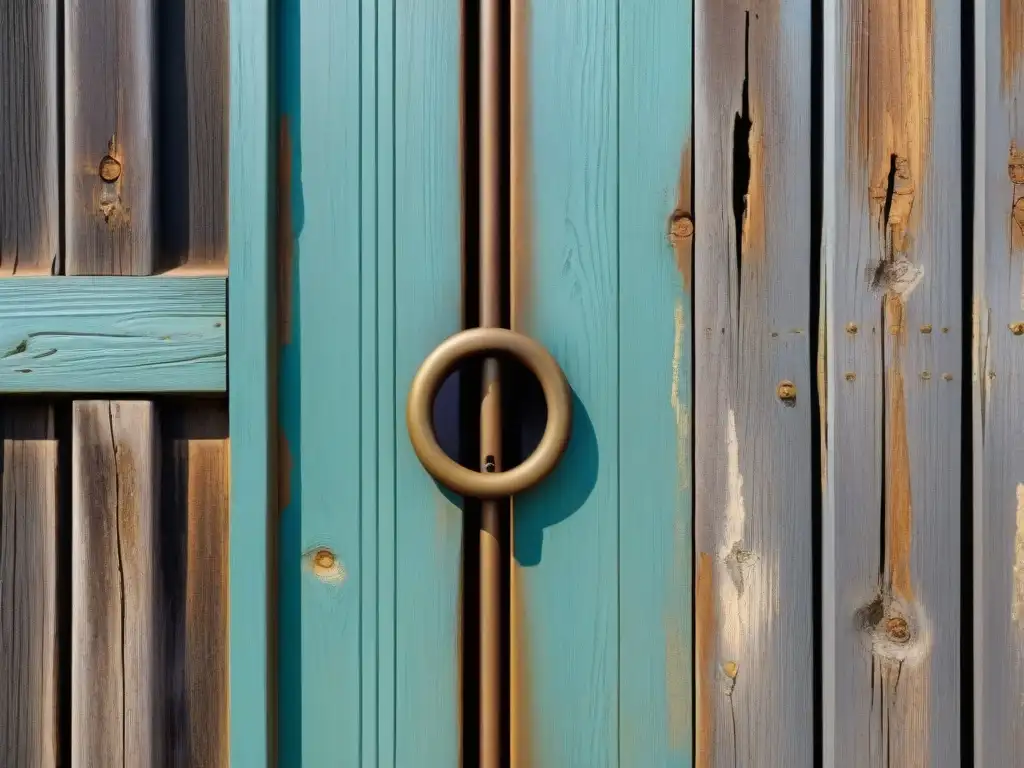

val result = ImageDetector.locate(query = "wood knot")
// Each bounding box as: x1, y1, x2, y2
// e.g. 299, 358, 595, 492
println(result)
668, 209, 694, 245
1009, 143, 1024, 184
98, 154, 122, 183
885, 616, 910, 643
776, 380, 797, 406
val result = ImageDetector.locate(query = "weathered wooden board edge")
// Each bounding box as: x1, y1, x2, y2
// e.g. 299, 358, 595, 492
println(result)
0, 277, 226, 394
227, 0, 275, 764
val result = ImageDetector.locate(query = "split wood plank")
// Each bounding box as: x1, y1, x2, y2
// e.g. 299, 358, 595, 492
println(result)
158, 0, 229, 269
71, 400, 161, 765
66, 0, 156, 275
0, 404, 58, 767
973, 0, 1024, 763
694, 0, 814, 764
823, 0, 963, 764
161, 401, 229, 767
0, 0, 59, 274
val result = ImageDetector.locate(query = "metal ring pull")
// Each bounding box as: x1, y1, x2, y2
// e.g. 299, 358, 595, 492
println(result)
406, 327, 572, 498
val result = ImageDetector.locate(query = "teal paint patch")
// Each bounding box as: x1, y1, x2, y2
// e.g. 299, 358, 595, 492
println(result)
0, 277, 225, 393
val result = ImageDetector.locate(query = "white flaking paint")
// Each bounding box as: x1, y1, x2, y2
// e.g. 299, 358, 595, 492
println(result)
1013, 484, 1024, 624
671, 301, 690, 495
717, 408, 753, 669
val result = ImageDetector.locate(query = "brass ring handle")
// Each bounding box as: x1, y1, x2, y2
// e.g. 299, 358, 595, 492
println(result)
406, 328, 572, 498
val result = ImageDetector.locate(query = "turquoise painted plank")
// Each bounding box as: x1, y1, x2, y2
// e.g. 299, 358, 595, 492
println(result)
0, 277, 225, 393
227, 0, 273, 763
276, 0, 362, 764
275, 0, 462, 764
511, 0, 619, 764
618, 0, 694, 763
391, 1, 463, 764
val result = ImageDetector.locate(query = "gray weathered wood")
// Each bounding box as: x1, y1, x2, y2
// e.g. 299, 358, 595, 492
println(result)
71, 400, 162, 765
158, 0, 229, 269
823, 0, 962, 764
973, 0, 1024, 762
0, 404, 58, 766
161, 401, 229, 766
0, 0, 59, 274
694, 0, 814, 764
66, 0, 156, 275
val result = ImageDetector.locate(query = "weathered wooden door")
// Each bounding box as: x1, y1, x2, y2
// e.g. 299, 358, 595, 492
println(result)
7, 0, 1024, 766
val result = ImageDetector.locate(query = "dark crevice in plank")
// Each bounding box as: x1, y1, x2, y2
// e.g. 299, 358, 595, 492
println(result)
959, 0, 975, 759
731, 11, 752, 316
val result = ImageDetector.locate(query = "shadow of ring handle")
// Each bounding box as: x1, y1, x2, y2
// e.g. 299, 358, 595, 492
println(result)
406, 328, 572, 499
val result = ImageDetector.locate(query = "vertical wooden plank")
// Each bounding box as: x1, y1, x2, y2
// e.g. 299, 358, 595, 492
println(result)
66, 0, 156, 275
391, 0, 463, 764
511, 0, 619, 764
694, 0, 814, 764
0, 0, 58, 274
158, 0, 229, 269
228, 0, 274, 762
161, 402, 229, 766
0, 405, 58, 766
973, 0, 1024, 762
71, 401, 161, 765
618, 0, 694, 764
276, 0, 363, 763
823, 0, 962, 763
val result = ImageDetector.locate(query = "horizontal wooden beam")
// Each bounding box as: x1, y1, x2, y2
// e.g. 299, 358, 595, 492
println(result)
0, 277, 225, 393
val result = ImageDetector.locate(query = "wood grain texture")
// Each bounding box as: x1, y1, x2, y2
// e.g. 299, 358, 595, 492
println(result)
227, 0, 274, 761
694, 1, 814, 764
66, 0, 156, 275
618, 0, 694, 764
0, 0, 58, 274
823, 0, 962, 763
511, 0, 619, 764
158, 0, 229, 269
71, 401, 162, 766
0, 404, 58, 766
161, 402, 229, 767
973, 0, 1024, 762
0, 277, 225, 393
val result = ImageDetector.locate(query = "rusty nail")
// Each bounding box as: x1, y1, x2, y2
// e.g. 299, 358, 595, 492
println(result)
1010, 322, 1024, 336
920, 324, 932, 334
313, 548, 336, 571
885, 616, 910, 644
845, 322, 858, 335
98, 154, 122, 183
777, 380, 797, 405
844, 372, 856, 382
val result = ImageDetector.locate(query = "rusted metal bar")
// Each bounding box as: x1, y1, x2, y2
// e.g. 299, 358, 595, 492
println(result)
478, 0, 504, 763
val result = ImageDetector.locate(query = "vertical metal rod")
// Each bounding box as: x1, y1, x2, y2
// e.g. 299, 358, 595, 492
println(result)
478, 0, 503, 765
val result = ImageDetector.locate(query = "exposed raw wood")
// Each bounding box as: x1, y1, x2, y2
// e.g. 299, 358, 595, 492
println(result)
158, 0, 229, 269
0, 277, 226, 394
161, 401, 229, 766
0, 404, 58, 767
66, 0, 156, 275
694, 0, 814, 763
0, 0, 58, 274
824, 0, 962, 763
71, 400, 162, 765
973, 1, 1024, 763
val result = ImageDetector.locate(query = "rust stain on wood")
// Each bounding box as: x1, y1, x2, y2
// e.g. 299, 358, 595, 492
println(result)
277, 118, 295, 346
509, 559, 534, 768
1013, 485, 1024, 624
695, 552, 715, 768
885, 350, 914, 602
848, 0, 932, 226
1002, 0, 1024, 92
668, 141, 693, 292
